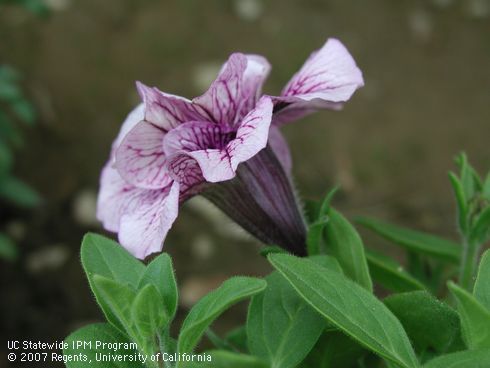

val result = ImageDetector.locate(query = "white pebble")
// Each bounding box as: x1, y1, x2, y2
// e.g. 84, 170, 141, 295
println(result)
191, 234, 215, 260
5, 221, 26, 242
233, 0, 264, 22
26, 245, 70, 274
44, 0, 71, 11
465, 0, 490, 18
408, 9, 433, 43
72, 189, 98, 226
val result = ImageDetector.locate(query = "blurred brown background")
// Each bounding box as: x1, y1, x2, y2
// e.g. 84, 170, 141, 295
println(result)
1, 0, 489, 366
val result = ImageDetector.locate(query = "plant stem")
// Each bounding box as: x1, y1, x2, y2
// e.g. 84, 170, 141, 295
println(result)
145, 340, 161, 368
205, 328, 238, 352
459, 238, 480, 290
158, 328, 174, 368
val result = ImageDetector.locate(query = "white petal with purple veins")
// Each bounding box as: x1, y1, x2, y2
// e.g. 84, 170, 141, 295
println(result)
187, 150, 235, 183
136, 82, 206, 131
274, 38, 363, 124
240, 54, 271, 119
113, 103, 144, 150
163, 121, 236, 183
225, 96, 273, 169
162, 96, 272, 184
115, 121, 172, 189
118, 181, 180, 259
96, 163, 133, 233
189, 96, 273, 182
268, 125, 292, 174
281, 38, 364, 101
193, 53, 247, 125
96, 162, 165, 234
166, 153, 206, 199
163, 120, 233, 155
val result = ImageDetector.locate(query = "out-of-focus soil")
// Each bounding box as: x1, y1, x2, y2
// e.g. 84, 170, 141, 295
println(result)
0, 0, 489, 366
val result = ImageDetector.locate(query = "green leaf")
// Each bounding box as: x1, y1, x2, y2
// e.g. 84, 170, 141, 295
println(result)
11, 99, 36, 125
259, 245, 287, 258
81, 233, 145, 289
366, 250, 426, 293
325, 208, 373, 291
247, 272, 324, 368
318, 186, 340, 216
81, 234, 145, 335
177, 276, 266, 355
384, 291, 462, 355
449, 172, 468, 234
299, 331, 366, 368
448, 281, 490, 349
474, 250, 490, 310
63, 323, 142, 368
406, 253, 428, 287
0, 233, 17, 261
0, 79, 21, 101
423, 349, 490, 368
0, 110, 24, 148
92, 275, 137, 336
483, 173, 490, 200
137, 253, 178, 320
205, 328, 235, 351
306, 216, 328, 256
0, 142, 13, 175
308, 254, 344, 274
182, 350, 268, 368
457, 152, 479, 200
0, 176, 40, 207
0, 65, 20, 83
356, 217, 460, 263
303, 199, 321, 224
470, 207, 490, 245
268, 254, 419, 368
131, 284, 168, 339
305, 187, 339, 255
224, 326, 248, 352
3, 0, 51, 16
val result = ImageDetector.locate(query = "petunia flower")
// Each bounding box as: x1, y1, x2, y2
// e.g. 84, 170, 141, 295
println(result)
96, 38, 363, 259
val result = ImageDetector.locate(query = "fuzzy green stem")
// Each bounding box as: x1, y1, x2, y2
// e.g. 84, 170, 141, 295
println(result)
157, 328, 174, 368
145, 340, 161, 368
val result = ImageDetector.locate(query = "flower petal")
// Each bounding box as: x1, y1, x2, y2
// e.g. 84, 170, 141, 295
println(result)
165, 96, 273, 183
193, 53, 247, 125
97, 162, 172, 235
166, 153, 206, 199
274, 38, 363, 124
163, 120, 234, 155
224, 96, 273, 171
136, 81, 206, 131
268, 125, 292, 174
118, 181, 180, 259
281, 38, 364, 101
240, 54, 271, 120
96, 162, 136, 233
163, 121, 236, 183
113, 103, 145, 151
115, 121, 172, 189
